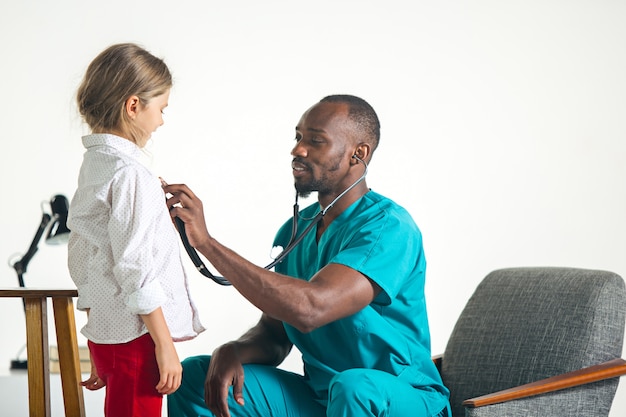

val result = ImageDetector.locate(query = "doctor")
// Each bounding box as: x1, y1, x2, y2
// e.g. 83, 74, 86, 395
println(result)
164, 94, 450, 417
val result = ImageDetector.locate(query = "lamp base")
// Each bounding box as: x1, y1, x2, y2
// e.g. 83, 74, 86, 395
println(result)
10, 359, 27, 370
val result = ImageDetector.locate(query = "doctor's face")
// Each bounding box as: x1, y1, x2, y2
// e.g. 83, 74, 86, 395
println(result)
291, 101, 355, 199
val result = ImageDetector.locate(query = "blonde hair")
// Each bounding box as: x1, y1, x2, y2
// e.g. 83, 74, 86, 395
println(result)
77, 43, 172, 144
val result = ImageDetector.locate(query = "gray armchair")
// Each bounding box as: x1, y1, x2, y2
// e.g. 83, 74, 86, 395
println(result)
436, 267, 626, 417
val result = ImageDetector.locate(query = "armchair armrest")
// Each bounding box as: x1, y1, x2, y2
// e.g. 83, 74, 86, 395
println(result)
462, 358, 626, 408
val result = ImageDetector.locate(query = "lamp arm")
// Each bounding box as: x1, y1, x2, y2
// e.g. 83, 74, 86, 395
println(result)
12, 213, 52, 286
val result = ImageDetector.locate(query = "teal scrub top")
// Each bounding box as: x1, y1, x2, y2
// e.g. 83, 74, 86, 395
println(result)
273, 190, 448, 403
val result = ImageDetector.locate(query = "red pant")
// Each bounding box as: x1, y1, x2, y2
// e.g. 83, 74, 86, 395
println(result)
88, 333, 162, 417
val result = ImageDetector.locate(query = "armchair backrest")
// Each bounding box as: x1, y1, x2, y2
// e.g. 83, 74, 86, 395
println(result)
441, 267, 625, 417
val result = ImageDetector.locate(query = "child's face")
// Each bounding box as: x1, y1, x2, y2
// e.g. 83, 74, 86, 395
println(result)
134, 89, 170, 147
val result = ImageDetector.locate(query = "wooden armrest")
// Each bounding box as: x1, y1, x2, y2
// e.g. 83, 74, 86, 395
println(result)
432, 354, 443, 374
463, 358, 626, 408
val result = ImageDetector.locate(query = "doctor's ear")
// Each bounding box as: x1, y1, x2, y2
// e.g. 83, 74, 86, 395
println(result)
351, 144, 371, 164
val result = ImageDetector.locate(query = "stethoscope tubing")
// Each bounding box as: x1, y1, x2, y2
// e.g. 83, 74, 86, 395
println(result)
178, 156, 368, 286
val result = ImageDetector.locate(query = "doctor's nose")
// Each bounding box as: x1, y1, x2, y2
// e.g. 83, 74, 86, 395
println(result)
291, 142, 307, 158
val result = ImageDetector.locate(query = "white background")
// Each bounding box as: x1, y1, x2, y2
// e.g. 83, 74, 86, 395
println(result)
0, 1, 624, 415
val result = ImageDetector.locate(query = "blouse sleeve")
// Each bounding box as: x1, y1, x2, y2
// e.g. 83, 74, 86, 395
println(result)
108, 166, 167, 315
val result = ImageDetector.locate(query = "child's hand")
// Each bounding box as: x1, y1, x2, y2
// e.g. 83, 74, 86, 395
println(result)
81, 359, 105, 391
141, 307, 182, 394
154, 342, 182, 395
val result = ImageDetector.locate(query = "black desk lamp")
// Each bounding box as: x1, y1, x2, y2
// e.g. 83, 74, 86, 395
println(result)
8, 194, 71, 369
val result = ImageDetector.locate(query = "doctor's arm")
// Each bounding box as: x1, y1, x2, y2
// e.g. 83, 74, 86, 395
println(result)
163, 183, 382, 333
206, 313, 292, 414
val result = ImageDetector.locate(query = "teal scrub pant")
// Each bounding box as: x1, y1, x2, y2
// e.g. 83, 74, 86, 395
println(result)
167, 355, 450, 417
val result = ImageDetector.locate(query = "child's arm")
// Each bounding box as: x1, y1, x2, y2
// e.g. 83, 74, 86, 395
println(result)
140, 307, 182, 395
82, 355, 106, 391
81, 309, 106, 391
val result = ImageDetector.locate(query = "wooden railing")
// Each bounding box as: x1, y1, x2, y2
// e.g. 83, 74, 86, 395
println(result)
0, 288, 85, 417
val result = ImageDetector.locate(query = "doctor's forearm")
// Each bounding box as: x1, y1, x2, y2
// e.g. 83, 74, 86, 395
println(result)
195, 237, 319, 328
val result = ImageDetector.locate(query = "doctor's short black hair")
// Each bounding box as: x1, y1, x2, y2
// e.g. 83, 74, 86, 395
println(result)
320, 94, 380, 151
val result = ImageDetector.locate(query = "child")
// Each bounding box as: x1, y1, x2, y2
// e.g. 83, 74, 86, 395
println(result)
67, 43, 205, 417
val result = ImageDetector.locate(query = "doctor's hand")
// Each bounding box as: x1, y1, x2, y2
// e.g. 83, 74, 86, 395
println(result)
161, 182, 212, 249
205, 342, 246, 417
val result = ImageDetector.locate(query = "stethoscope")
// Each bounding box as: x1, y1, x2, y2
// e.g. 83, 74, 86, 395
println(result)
176, 155, 368, 286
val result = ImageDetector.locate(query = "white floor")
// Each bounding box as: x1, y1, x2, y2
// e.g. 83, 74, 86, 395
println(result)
0, 369, 167, 417
1, 367, 624, 416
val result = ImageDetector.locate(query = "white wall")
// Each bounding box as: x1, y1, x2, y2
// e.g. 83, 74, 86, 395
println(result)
1, 0, 624, 415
